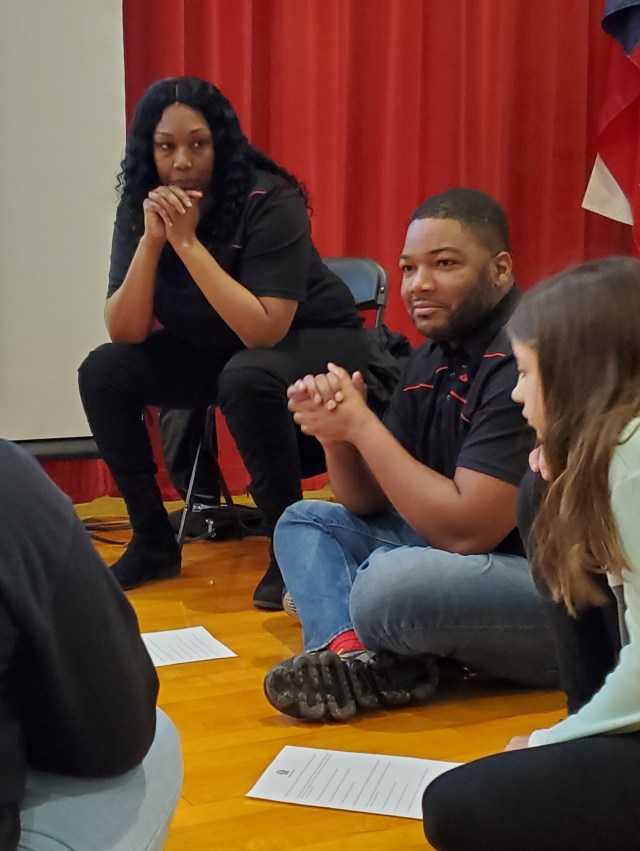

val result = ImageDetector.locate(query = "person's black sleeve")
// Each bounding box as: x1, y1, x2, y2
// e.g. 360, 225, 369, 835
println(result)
0, 596, 25, 851
0, 806, 19, 851
0, 441, 159, 779
107, 204, 140, 298
234, 183, 312, 301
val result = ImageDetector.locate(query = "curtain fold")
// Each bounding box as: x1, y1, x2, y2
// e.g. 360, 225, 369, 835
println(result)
49, 0, 632, 501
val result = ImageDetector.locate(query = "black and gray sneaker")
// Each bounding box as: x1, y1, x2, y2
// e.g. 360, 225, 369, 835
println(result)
263, 649, 439, 722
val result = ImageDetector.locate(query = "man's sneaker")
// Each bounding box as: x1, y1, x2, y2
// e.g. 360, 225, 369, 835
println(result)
282, 590, 299, 621
263, 649, 439, 722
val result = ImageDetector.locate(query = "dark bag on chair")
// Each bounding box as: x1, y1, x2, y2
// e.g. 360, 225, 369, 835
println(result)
362, 325, 413, 417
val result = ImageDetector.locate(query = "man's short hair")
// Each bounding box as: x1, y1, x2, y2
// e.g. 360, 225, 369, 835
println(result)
410, 188, 511, 254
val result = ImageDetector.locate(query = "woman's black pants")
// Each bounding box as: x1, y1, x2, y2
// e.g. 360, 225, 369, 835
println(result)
78, 327, 369, 535
423, 731, 640, 851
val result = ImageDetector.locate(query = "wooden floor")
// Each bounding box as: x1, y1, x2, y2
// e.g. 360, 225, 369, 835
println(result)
82, 497, 566, 851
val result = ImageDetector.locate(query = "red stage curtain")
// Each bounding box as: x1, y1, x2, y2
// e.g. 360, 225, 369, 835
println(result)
47, 0, 631, 502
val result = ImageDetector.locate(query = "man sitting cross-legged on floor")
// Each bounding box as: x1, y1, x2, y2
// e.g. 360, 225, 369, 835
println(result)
263, 188, 558, 722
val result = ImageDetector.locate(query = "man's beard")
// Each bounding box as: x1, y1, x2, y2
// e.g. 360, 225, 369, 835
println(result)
428, 265, 498, 345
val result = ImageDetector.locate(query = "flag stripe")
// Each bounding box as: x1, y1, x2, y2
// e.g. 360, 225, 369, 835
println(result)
603, 1, 640, 57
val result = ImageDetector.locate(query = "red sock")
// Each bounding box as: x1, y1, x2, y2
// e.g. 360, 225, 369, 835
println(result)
327, 629, 366, 656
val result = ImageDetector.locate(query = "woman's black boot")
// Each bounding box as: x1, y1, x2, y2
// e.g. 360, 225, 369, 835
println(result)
110, 473, 181, 590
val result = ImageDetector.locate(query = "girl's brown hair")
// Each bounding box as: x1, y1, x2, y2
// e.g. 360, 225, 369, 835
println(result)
508, 257, 640, 614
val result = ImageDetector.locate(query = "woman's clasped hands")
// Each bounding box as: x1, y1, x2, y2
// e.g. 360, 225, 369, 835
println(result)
143, 185, 203, 247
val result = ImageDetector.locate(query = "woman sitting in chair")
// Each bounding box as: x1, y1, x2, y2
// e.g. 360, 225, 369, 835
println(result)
78, 76, 368, 609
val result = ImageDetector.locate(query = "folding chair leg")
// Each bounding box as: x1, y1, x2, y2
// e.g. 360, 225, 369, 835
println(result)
176, 439, 203, 550
203, 406, 246, 539
211, 454, 246, 539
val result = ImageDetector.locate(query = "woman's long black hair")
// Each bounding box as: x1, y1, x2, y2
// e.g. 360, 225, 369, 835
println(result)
116, 76, 309, 249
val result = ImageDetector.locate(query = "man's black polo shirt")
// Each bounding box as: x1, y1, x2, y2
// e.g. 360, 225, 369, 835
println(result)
383, 286, 534, 556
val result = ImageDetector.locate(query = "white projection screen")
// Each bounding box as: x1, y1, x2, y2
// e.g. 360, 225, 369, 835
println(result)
0, 1, 125, 446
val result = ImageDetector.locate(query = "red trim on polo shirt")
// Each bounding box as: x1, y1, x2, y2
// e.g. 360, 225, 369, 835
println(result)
449, 390, 467, 404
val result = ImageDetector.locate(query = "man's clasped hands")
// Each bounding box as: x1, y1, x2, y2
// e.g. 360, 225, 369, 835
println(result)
287, 363, 372, 446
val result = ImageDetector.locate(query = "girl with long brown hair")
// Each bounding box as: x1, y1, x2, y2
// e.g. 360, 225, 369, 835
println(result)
422, 256, 640, 850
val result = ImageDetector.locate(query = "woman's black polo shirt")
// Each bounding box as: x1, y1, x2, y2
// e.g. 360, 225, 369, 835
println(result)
107, 170, 361, 354
383, 287, 534, 557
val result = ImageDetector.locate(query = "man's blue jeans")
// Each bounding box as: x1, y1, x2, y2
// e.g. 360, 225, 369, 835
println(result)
274, 500, 558, 688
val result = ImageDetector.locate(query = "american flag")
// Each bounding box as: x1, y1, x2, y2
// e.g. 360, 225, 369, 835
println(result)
582, 0, 640, 252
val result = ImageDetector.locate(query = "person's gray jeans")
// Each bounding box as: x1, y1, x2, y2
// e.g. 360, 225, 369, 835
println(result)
18, 709, 183, 851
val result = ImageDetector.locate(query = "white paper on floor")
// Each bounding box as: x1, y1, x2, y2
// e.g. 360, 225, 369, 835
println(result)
247, 745, 460, 819
141, 626, 236, 666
